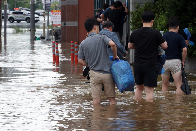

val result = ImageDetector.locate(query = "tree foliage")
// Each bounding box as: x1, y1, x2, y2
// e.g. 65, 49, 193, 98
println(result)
130, 0, 196, 58
2, 0, 43, 10
50, 1, 60, 10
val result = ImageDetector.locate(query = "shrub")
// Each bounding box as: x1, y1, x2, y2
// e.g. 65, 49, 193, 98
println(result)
12, 26, 24, 34
130, 0, 196, 58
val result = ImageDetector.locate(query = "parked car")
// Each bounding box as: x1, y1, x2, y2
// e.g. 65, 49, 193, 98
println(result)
26, 12, 40, 23
8, 11, 39, 23
1, 10, 10, 19
35, 9, 45, 16
22, 8, 30, 12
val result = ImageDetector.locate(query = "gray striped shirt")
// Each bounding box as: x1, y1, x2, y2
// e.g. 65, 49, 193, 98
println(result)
78, 32, 112, 74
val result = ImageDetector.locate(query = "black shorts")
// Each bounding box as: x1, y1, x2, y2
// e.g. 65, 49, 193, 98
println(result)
134, 66, 158, 87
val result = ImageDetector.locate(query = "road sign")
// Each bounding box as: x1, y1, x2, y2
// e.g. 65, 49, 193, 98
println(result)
45, 3, 51, 10
45, 0, 51, 10
51, 10, 61, 26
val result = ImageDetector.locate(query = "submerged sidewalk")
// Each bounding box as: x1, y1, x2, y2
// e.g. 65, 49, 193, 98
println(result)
0, 29, 196, 130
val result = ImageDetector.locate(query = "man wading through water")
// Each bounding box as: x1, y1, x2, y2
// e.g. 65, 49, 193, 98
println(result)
161, 17, 187, 94
128, 11, 167, 102
78, 17, 119, 105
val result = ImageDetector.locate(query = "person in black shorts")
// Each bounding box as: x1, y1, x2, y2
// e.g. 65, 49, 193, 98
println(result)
128, 11, 167, 102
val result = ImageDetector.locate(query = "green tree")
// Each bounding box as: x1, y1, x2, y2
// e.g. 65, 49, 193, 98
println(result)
129, 1, 168, 32
130, 1, 154, 31
130, 0, 196, 58
4, 0, 43, 10
35, 2, 43, 10
50, 1, 60, 10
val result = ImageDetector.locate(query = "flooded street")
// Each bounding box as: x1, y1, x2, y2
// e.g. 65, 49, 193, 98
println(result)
0, 28, 196, 130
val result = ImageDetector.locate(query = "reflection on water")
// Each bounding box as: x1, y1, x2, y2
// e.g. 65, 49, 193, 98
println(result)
0, 28, 196, 130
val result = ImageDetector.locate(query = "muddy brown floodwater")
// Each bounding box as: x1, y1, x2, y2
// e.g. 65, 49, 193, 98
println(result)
0, 29, 196, 130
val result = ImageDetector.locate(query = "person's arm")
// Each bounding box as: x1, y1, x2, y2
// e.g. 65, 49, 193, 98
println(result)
182, 47, 187, 67
128, 33, 135, 49
160, 41, 168, 49
100, 14, 105, 21
78, 44, 87, 66
112, 33, 127, 55
97, 18, 102, 22
124, 16, 127, 23
180, 36, 188, 67
109, 40, 118, 59
78, 59, 87, 66
128, 42, 135, 49
159, 32, 167, 49
185, 40, 189, 46
122, 3, 129, 15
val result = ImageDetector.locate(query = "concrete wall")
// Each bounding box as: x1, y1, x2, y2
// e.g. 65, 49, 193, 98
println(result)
61, 0, 94, 44
61, 0, 78, 43
78, 0, 94, 43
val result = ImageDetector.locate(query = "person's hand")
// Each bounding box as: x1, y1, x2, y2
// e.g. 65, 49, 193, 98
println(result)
113, 56, 119, 60
122, 3, 126, 7
182, 61, 185, 68
123, 51, 128, 57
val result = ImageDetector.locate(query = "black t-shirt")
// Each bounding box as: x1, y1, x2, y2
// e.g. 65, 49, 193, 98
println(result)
108, 9, 126, 32
163, 31, 187, 60
166, 30, 187, 40
130, 27, 165, 68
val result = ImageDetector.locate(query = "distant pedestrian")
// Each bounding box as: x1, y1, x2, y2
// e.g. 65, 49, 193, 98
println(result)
54, 30, 58, 42
95, 8, 102, 30
108, 1, 128, 40
95, 8, 102, 19
99, 21, 127, 60
100, 2, 115, 23
161, 17, 187, 94
78, 17, 118, 105
128, 11, 167, 102
97, 3, 109, 30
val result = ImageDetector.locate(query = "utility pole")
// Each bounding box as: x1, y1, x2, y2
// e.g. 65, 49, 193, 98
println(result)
47, 8, 49, 40
30, 0, 35, 41
30, 0, 35, 31
45, 0, 51, 41
4, 0, 7, 43
43, 0, 45, 37
0, 0, 2, 38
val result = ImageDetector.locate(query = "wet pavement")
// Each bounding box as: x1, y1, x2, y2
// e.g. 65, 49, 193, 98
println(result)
0, 28, 196, 130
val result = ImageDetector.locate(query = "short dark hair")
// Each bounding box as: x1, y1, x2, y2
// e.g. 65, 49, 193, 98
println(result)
169, 17, 179, 29
142, 11, 155, 23
103, 3, 109, 10
114, 1, 122, 8
102, 21, 114, 29
84, 17, 100, 32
